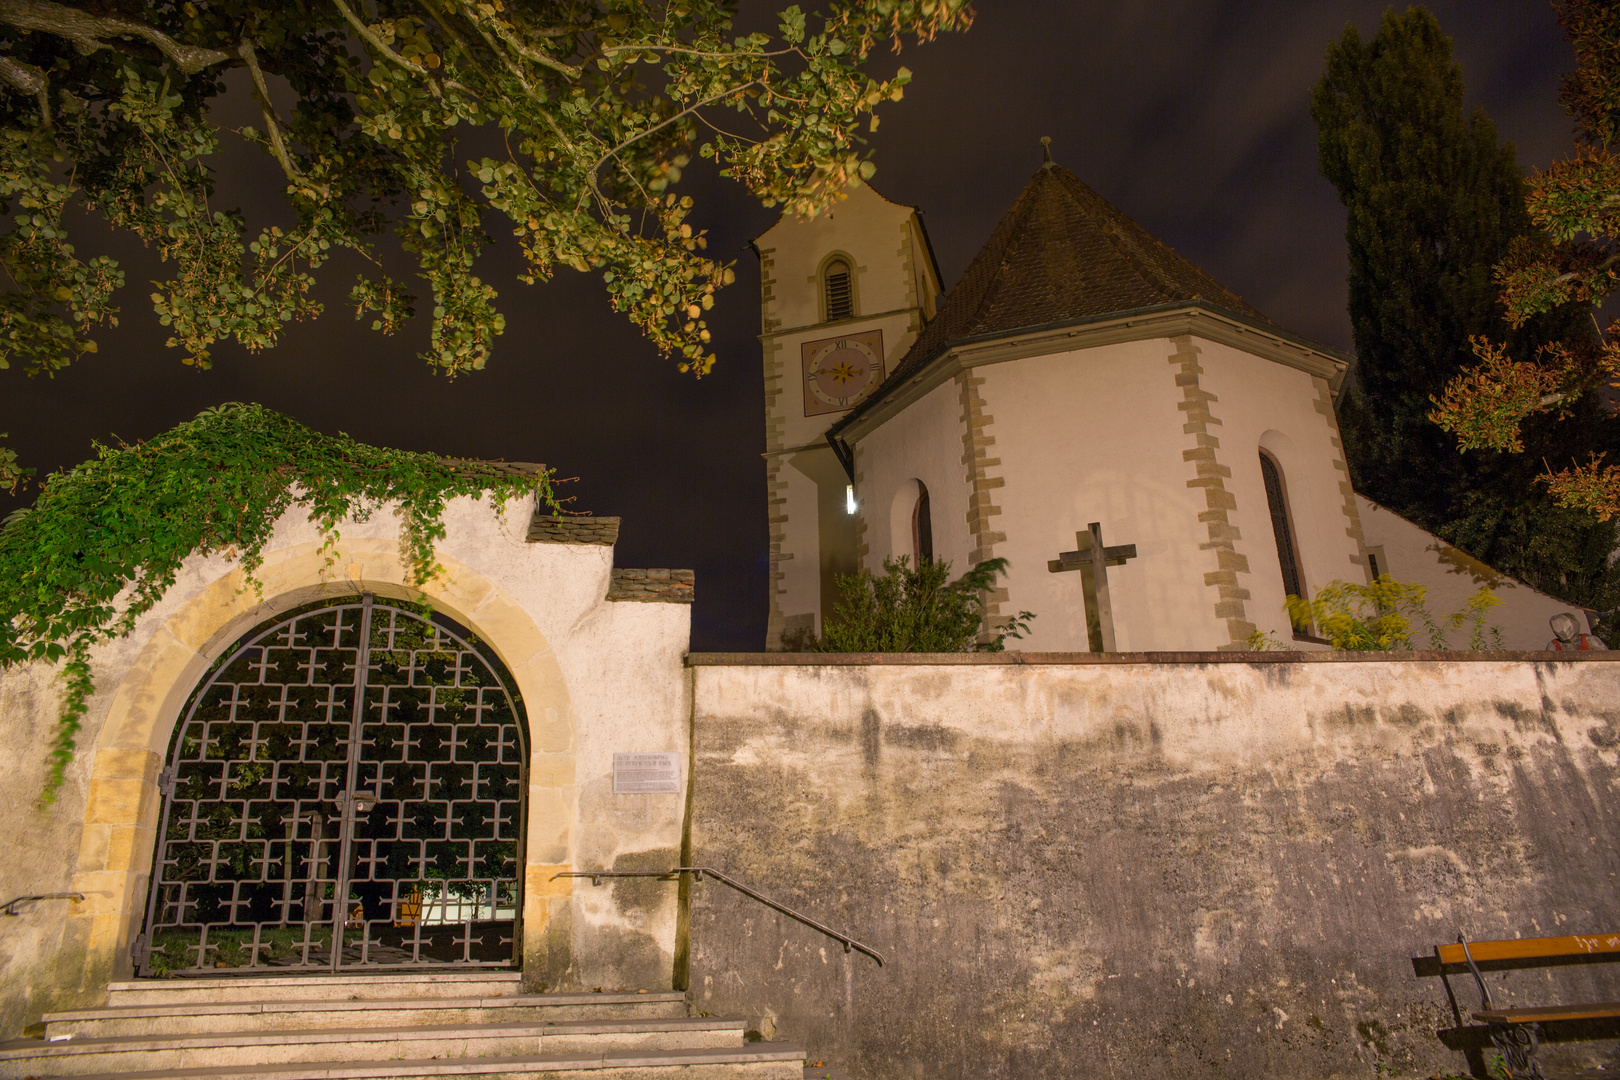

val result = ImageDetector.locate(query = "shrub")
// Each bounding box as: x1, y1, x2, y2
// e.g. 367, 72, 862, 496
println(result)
1246, 576, 1503, 650
820, 556, 1034, 653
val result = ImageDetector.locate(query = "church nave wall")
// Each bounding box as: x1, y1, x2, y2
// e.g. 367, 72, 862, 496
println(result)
849, 378, 973, 578
1189, 338, 1366, 648
962, 340, 1224, 652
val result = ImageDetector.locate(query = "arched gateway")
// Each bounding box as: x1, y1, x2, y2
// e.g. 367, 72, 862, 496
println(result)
135, 596, 529, 975
0, 508, 697, 1036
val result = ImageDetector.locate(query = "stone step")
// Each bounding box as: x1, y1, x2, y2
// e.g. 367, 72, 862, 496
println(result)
0, 1017, 746, 1078
106, 971, 523, 1006
46, 992, 687, 1038
1, 1043, 805, 1080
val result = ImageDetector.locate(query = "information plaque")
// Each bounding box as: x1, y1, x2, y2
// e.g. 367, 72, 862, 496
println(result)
613, 752, 681, 794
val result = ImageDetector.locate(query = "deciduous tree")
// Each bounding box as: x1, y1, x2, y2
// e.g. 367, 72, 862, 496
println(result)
1431, 0, 1620, 523
0, 0, 970, 384
1313, 5, 1619, 607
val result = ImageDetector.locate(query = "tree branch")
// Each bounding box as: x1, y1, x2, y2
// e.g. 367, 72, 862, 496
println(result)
595, 42, 795, 61
331, 0, 474, 99
413, 0, 493, 86
479, 12, 581, 80
0, 53, 49, 124
1548, 248, 1620, 289
239, 39, 329, 199
0, 0, 234, 74
587, 80, 761, 193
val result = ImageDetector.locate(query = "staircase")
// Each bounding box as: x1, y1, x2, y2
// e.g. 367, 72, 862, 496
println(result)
0, 972, 807, 1079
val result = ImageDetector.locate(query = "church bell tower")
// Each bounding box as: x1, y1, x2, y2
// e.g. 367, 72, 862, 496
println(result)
753, 184, 941, 649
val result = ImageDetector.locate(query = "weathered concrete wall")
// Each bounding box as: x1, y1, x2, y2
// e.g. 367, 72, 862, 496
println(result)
0, 665, 88, 1038
0, 495, 693, 1037
686, 653, 1620, 1080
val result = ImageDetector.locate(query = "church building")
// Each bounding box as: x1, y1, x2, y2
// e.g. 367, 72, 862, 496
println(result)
756, 156, 1586, 652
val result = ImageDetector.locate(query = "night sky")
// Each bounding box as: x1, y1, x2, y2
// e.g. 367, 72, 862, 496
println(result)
0, 2, 1580, 650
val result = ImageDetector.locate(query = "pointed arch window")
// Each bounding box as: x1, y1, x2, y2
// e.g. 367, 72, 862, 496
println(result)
1259, 451, 1310, 633
912, 482, 933, 564
823, 259, 854, 321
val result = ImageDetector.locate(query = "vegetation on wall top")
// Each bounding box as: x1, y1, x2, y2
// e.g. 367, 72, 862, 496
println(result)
819, 555, 1033, 653
0, 402, 554, 802
1247, 576, 1503, 652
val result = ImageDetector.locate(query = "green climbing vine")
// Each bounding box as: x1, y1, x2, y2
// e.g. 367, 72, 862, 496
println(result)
0, 402, 555, 802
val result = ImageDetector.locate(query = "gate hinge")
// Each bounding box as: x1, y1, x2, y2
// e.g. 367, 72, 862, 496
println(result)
131, 932, 149, 969
157, 767, 177, 798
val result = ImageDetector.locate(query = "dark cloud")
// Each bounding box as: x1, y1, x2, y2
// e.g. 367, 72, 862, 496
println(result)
0, 2, 1575, 649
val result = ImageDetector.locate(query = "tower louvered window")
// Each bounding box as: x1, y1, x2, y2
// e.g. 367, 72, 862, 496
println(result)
824, 260, 853, 321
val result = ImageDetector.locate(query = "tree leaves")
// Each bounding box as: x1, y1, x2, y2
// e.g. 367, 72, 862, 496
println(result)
1313, 6, 1620, 607
819, 555, 1032, 653
0, 430, 30, 492
0, 0, 972, 379
1249, 576, 1503, 651
1427, 1, 1620, 526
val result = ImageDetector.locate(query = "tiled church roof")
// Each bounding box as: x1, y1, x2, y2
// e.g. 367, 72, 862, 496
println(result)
884, 163, 1277, 385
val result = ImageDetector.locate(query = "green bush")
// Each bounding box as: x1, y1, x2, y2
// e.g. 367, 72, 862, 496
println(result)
820, 556, 1034, 653
1247, 575, 1502, 650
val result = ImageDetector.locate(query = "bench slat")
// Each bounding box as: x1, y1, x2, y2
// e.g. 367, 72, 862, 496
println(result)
1474, 1002, 1620, 1024
1437, 933, 1620, 966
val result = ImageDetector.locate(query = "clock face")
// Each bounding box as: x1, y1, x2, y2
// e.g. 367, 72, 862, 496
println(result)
801, 330, 884, 417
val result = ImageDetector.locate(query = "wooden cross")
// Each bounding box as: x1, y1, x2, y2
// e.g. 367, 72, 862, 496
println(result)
1047, 522, 1138, 652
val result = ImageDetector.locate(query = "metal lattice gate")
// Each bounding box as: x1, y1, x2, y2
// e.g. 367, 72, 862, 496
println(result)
135, 595, 527, 975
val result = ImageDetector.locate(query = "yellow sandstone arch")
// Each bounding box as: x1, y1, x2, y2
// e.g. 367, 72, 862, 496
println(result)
64, 537, 576, 994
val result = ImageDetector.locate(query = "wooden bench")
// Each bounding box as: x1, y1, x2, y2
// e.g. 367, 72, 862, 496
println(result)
1415, 933, 1620, 1078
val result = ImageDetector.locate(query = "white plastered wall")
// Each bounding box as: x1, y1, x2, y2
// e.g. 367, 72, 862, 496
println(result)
1356, 495, 1595, 650
1196, 340, 1364, 646
558, 594, 693, 989
974, 340, 1220, 651
852, 378, 973, 576
849, 335, 1363, 652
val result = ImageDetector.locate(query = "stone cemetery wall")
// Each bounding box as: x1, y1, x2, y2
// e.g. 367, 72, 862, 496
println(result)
685, 652, 1620, 1080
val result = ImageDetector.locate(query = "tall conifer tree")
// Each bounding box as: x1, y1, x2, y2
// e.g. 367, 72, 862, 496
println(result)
1312, 6, 1620, 608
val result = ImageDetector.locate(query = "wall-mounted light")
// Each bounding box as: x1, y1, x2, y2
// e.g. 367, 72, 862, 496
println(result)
846, 484, 857, 515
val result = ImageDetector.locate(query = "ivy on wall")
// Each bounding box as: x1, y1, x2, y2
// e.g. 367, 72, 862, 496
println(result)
0, 403, 554, 801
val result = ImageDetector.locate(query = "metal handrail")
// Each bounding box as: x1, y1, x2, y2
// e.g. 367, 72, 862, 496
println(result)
3, 892, 83, 916
553, 866, 884, 967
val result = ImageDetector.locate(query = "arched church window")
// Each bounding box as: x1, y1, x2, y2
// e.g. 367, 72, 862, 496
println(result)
1259, 451, 1309, 631
824, 259, 854, 321
912, 481, 933, 564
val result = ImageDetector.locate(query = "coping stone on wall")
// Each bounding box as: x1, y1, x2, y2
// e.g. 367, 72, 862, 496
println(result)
527, 514, 622, 545
684, 649, 1620, 665
609, 568, 695, 604
442, 458, 547, 481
